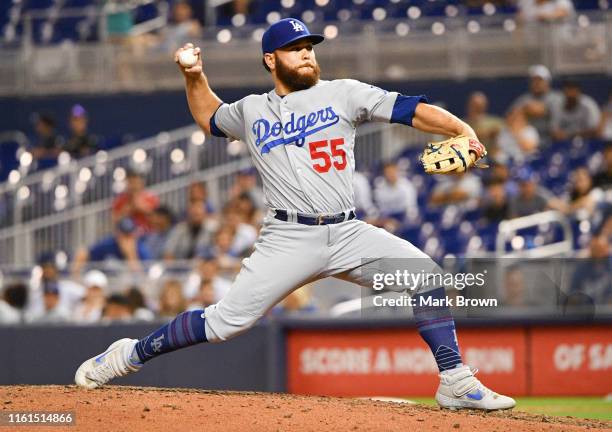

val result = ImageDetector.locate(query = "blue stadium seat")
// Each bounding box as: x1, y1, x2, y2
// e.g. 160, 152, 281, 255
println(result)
399, 226, 420, 244
0, 141, 19, 181
477, 223, 498, 251
463, 207, 481, 222
133, 3, 158, 23
53, 17, 83, 43
64, 0, 95, 7
424, 207, 442, 224
28, 0, 55, 10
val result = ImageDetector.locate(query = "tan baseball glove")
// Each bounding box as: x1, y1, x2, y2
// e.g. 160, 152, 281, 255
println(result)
420, 135, 488, 174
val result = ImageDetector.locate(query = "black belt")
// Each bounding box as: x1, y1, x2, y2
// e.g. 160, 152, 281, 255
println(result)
274, 209, 356, 225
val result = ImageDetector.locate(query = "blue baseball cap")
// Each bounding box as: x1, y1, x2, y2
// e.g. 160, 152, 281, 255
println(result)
516, 166, 536, 182
262, 18, 324, 54
117, 217, 137, 234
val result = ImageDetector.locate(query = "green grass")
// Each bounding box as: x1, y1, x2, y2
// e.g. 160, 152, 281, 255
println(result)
407, 397, 612, 421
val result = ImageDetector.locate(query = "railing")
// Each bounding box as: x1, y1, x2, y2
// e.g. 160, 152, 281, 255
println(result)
0, 12, 610, 96
0, 157, 253, 267
0, 125, 233, 225
493, 210, 574, 302
0, 122, 433, 265
495, 210, 574, 258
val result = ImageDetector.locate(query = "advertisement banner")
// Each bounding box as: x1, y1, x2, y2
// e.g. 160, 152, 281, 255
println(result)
530, 326, 612, 396
287, 328, 526, 396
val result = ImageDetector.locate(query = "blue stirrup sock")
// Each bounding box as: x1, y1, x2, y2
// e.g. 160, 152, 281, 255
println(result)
412, 287, 463, 372
131, 309, 208, 364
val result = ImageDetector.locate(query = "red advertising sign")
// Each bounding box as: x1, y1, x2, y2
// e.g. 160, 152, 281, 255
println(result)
530, 326, 612, 396
287, 328, 526, 396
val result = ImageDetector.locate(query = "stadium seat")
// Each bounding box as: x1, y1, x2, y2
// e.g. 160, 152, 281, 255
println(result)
0, 141, 19, 181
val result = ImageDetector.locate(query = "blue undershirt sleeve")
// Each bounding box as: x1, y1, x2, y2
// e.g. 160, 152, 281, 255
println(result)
390, 95, 429, 127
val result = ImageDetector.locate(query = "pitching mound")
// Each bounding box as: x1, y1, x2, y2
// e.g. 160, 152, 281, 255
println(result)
1, 386, 611, 432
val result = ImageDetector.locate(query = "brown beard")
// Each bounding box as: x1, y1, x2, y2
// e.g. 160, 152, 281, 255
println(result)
274, 53, 320, 92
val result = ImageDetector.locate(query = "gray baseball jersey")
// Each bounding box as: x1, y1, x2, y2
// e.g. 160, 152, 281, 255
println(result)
211, 79, 426, 214
202, 79, 438, 343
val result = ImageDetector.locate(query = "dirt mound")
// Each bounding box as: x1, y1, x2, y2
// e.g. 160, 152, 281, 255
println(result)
1, 386, 610, 432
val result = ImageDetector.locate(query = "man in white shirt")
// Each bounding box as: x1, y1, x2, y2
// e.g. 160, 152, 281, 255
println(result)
510, 65, 563, 147
353, 171, 378, 220
373, 161, 417, 222
519, 0, 575, 23
0, 282, 26, 324
551, 80, 602, 141
26, 282, 71, 324
26, 255, 85, 320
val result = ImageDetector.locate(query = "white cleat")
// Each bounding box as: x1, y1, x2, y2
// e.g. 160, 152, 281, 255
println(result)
435, 365, 516, 411
75, 338, 142, 389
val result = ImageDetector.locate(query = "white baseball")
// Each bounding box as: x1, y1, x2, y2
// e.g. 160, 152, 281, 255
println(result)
178, 48, 198, 68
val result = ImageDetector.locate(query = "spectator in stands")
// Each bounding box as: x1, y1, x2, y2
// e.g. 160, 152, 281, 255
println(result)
487, 162, 519, 196
142, 205, 175, 260
222, 200, 258, 253
104, 0, 134, 43
465, 92, 504, 153
593, 209, 612, 250
503, 265, 527, 306
518, 0, 575, 23
27, 253, 84, 319
508, 168, 552, 217
200, 225, 240, 274
496, 106, 540, 163
187, 279, 216, 310
353, 171, 378, 221
159, 1, 202, 53
31, 113, 63, 161
430, 173, 482, 207
184, 256, 232, 303
0, 282, 27, 324
218, 0, 251, 21
569, 234, 611, 305
598, 91, 612, 140
481, 178, 510, 222
125, 286, 155, 321
549, 167, 603, 217
64, 104, 98, 158
373, 161, 417, 224
271, 285, 317, 316
229, 168, 265, 210
73, 270, 108, 324
112, 170, 159, 232
198, 225, 242, 274
164, 199, 216, 261
102, 294, 133, 322
27, 282, 70, 323
593, 143, 612, 190
234, 192, 262, 227
72, 217, 152, 275
550, 80, 602, 141
510, 65, 562, 146
158, 279, 186, 319
188, 181, 215, 213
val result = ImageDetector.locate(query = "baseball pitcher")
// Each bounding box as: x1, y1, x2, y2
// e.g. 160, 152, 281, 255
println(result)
75, 18, 514, 411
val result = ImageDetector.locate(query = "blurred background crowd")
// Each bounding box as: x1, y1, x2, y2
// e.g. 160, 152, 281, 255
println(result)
1, 0, 596, 49
0, 0, 610, 325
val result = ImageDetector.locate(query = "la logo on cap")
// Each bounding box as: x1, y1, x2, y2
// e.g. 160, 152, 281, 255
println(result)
290, 20, 304, 32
